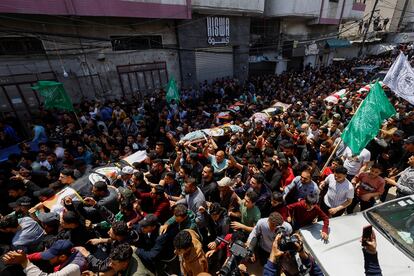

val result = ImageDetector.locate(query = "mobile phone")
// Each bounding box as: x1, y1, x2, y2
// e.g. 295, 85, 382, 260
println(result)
362, 225, 373, 246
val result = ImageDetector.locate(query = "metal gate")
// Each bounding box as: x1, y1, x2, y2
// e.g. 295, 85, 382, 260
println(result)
195, 47, 233, 82
117, 62, 169, 98
0, 71, 56, 137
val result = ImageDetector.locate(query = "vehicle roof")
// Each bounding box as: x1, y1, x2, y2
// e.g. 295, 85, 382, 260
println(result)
300, 196, 414, 276
352, 65, 379, 70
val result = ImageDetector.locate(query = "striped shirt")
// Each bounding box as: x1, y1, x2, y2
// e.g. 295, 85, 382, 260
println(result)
323, 174, 354, 208
397, 166, 414, 195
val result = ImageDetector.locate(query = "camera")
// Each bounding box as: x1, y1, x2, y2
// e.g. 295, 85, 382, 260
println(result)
217, 239, 252, 276
277, 227, 299, 252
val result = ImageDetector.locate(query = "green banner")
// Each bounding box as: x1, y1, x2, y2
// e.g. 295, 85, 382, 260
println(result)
33, 81, 74, 112
341, 81, 396, 155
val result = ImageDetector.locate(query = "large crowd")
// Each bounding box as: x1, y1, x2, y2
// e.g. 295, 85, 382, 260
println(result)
0, 51, 413, 276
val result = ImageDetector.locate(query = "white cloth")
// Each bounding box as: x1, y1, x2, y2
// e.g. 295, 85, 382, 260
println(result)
24, 262, 80, 276
383, 52, 414, 105
342, 147, 371, 176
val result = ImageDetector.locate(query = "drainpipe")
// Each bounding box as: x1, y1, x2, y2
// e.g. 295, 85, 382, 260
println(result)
175, 20, 184, 85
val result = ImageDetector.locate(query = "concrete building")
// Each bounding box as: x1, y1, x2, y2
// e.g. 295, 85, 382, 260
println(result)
249, 0, 366, 74
339, 0, 414, 58
0, 0, 192, 127
0, 0, 366, 127
178, 0, 265, 87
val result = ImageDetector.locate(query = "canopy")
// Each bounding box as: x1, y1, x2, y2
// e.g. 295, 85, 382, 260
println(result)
326, 39, 351, 48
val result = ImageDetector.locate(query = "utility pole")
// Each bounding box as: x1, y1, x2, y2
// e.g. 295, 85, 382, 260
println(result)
397, 0, 410, 31
358, 0, 379, 57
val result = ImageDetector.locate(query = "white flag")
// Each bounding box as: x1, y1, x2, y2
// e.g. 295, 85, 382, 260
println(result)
383, 52, 414, 105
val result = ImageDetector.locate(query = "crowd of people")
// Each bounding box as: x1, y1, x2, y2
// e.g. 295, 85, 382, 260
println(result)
0, 52, 413, 276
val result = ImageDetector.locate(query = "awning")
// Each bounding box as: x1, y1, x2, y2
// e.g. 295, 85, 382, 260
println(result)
351, 37, 382, 44
368, 44, 395, 55
326, 39, 351, 48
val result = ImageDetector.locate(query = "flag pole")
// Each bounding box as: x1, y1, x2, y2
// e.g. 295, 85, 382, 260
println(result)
320, 97, 366, 174
73, 111, 84, 131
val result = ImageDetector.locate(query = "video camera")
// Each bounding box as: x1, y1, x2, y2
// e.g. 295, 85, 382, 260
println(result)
216, 237, 252, 276
277, 227, 299, 252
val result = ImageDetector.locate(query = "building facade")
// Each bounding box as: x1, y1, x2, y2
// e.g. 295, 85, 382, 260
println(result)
249, 0, 365, 74
0, 0, 366, 127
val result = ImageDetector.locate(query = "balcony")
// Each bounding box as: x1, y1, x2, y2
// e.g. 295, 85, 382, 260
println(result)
192, 0, 265, 15
264, 0, 322, 18
341, 2, 366, 22
0, 0, 191, 19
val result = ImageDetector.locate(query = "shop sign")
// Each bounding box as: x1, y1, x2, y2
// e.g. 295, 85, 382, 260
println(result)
305, 43, 319, 56
207, 17, 230, 46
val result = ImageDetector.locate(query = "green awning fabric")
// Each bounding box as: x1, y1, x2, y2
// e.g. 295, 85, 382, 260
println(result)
326, 39, 351, 48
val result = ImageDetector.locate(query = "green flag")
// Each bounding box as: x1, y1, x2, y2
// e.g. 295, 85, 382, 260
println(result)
32, 81, 74, 112
165, 77, 180, 103
341, 81, 396, 155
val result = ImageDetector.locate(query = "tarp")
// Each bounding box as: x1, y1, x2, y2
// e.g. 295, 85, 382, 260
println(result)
326, 39, 351, 48
368, 44, 395, 55
180, 125, 243, 142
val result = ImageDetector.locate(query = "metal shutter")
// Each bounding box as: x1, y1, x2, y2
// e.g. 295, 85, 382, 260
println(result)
195, 46, 233, 82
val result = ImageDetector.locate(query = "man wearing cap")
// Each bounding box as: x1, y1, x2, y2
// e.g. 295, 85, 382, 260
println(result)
217, 176, 239, 214
0, 214, 45, 252
2, 239, 87, 276
35, 212, 61, 251
396, 136, 414, 171
322, 113, 343, 131
8, 196, 32, 217
287, 192, 330, 241
136, 214, 176, 274
114, 166, 134, 188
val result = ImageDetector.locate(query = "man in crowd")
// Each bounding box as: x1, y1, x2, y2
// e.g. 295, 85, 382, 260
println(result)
1, 54, 411, 275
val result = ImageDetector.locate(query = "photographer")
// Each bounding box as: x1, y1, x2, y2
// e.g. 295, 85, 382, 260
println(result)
247, 212, 292, 265
264, 234, 324, 276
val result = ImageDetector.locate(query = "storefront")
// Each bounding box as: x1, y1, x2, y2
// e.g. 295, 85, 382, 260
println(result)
177, 14, 250, 86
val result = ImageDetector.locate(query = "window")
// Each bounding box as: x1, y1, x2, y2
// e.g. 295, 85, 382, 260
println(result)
110, 35, 163, 51
329, 0, 339, 2
0, 37, 44, 55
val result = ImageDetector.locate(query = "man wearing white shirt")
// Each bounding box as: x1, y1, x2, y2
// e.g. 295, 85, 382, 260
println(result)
341, 146, 371, 180
319, 166, 354, 217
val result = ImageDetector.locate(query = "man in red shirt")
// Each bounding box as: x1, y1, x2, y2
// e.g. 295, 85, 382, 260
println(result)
287, 191, 329, 241
136, 185, 171, 224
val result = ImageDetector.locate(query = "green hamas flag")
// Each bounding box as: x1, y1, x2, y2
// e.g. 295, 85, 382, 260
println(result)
32, 81, 74, 112
165, 77, 180, 103
341, 81, 396, 155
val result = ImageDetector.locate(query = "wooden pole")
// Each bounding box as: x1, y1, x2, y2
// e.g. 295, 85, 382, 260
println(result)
320, 95, 367, 173
73, 111, 84, 131
321, 137, 343, 175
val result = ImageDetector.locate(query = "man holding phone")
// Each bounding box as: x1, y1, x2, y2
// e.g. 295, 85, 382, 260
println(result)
361, 226, 383, 276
